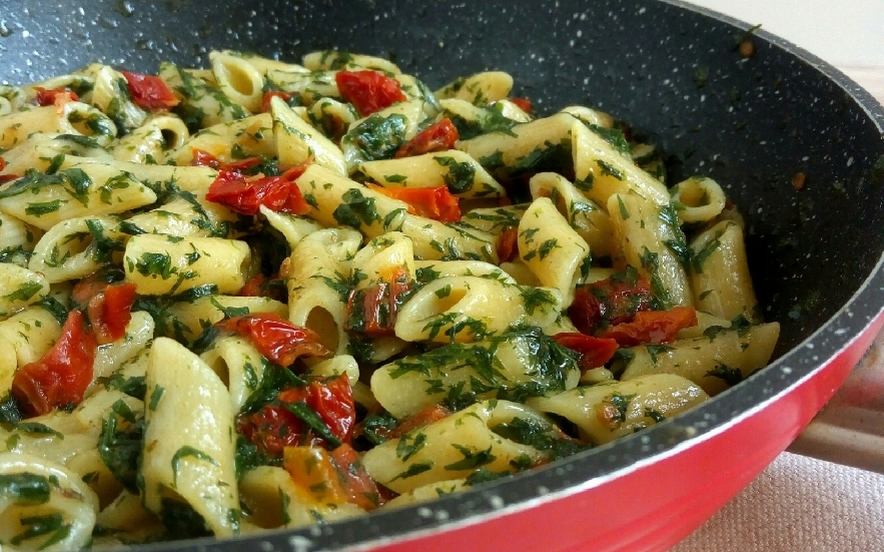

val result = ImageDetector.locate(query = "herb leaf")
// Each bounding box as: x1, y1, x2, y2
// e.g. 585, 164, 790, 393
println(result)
171, 446, 220, 487
282, 402, 342, 448
0, 473, 52, 505
444, 444, 496, 471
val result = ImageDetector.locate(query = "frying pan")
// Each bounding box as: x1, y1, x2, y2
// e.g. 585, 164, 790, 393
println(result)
2, 0, 884, 550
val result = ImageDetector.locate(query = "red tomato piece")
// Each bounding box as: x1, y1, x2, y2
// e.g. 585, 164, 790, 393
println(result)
496, 226, 519, 263
238, 376, 356, 455
71, 270, 122, 306
568, 287, 603, 335
11, 310, 97, 416
394, 118, 459, 158
330, 443, 386, 510
260, 90, 299, 113
86, 282, 137, 345
238, 273, 287, 302
386, 404, 451, 440
191, 148, 264, 172
335, 70, 406, 116
277, 375, 356, 446
600, 305, 698, 347
222, 313, 330, 366
346, 266, 412, 336
569, 272, 653, 334
34, 87, 79, 106
0, 156, 13, 184
238, 405, 307, 454
552, 332, 620, 371
205, 163, 311, 216
508, 97, 533, 113
121, 71, 180, 110
367, 183, 461, 222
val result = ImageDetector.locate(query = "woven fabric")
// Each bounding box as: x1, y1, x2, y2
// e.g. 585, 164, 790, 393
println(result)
672, 452, 884, 551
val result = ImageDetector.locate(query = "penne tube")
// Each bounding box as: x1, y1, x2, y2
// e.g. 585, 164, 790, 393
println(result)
362, 400, 553, 494
358, 150, 505, 199
527, 373, 709, 444
141, 338, 240, 537
0, 164, 157, 231
607, 192, 693, 307
689, 220, 761, 322
517, 196, 591, 306
620, 322, 781, 396
394, 275, 562, 344
372, 326, 579, 418
123, 234, 251, 296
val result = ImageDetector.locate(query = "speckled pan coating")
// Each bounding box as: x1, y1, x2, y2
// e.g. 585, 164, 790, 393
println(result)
2, 0, 883, 551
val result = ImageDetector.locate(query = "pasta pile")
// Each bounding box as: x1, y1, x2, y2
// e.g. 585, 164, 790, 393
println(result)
0, 50, 779, 549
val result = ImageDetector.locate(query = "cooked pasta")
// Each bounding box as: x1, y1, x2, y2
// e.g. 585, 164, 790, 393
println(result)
0, 49, 779, 548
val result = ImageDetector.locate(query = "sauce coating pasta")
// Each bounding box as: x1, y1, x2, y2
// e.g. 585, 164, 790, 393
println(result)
0, 49, 778, 549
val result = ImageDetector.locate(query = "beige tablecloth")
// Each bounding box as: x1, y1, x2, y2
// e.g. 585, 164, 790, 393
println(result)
673, 453, 884, 551
674, 64, 884, 552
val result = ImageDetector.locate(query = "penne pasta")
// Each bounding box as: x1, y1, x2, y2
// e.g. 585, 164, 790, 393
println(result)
0, 48, 782, 545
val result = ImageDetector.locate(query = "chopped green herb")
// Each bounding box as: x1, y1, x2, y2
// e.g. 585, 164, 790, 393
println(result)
171, 446, 220, 487
99, 402, 144, 493
24, 199, 65, 216
44, 153, 65, 175
209, 297, 250, 320
518, 286, 557, 316
0, 473, 52, 505
332, 188, 381, 229
85, 218, 126, 264
729, 314, 753, 336
706, 364, 743, 386
692, 237, 721, 274
3, 281, 43, 303
391, 461, 434, 481
148, 385, 165, 411
106, 374, 147, 401
134, 252, 175, 279
434, 284, 453, 299
342, 113, 408, 164
597, 160, 623, 180
585, 123, 632, 157
645, 407, 666, 423
659, 203, 691, 270
491, 416, 585, 461
10, 512, 69, 547
444, 444, 496, 471
645, 344, 673, 364
235, 434, 277, 481
160, 497, 213, 538
445, 106, 516, 140
616, 195, 630, 220
13, 422, 64, 440
606, 392, 636, 424
435, 156, 476, 194
359, 411, 399, 445
281, 401, 342, 448
384, 174, 408, 183
396, 431, 427, 462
